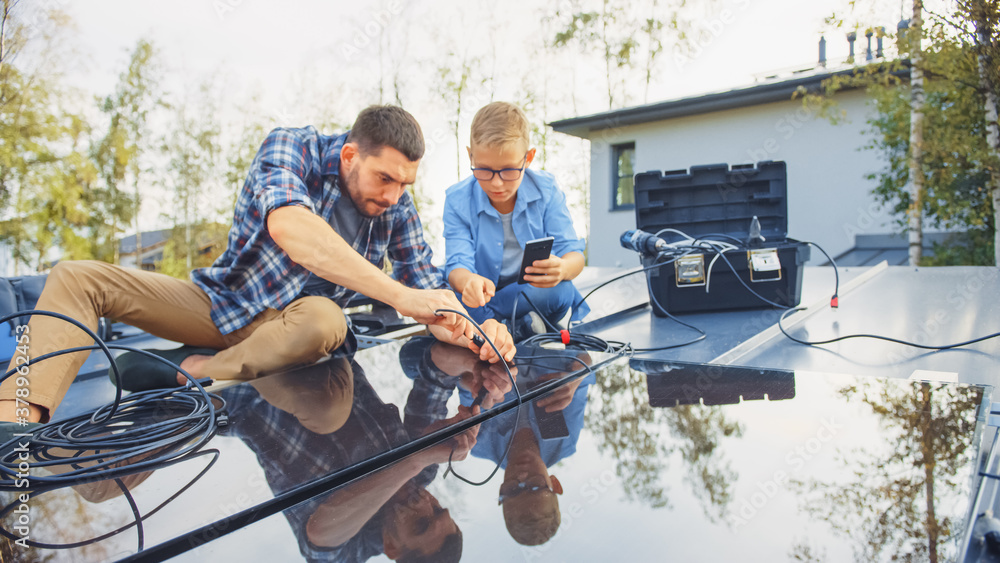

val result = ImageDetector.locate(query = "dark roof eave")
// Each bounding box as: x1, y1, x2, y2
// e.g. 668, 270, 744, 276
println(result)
548, 63, 908, 138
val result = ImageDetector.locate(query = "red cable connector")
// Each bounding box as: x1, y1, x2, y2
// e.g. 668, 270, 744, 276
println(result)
560, 329, 571, 345
830, 296, 839, 309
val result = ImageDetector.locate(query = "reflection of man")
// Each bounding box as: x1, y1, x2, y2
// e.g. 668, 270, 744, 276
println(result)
399, 335, 514, 413
0, 105, 513, 429
219, 355, 477, 562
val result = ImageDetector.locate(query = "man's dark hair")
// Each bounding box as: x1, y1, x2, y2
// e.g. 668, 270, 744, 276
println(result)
397, 531, 463, 563
347, 105, 425, 161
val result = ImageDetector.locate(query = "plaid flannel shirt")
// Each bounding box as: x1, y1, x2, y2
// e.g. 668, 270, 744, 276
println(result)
191, 126, 445, 335
221, 357, 445, 563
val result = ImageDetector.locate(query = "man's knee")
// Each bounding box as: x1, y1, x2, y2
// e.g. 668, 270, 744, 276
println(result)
310, 358, 353, 433
47, 260, 116, 292
47, 260, 90, 288
291, 298, 349, 354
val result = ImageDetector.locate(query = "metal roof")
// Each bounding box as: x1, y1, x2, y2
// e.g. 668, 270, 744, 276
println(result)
549, 64, 907, 138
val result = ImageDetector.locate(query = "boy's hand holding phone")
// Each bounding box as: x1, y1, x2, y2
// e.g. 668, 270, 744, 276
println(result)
522, 254, 567, 288
518, 236, 555, 287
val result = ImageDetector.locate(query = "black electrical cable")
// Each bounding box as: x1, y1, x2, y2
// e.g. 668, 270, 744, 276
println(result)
1, 309, 126, 423
520, 333, 609, 353
0, 310, 225, 493
572, 251, 695, 320
509, 250, 704, 354
702, 239, 1000, 351
520, 293, 561, 333
788, 238, 840, 303
632, 270, 708, 352
433, 308, 521, 487
777, 306, 1000, 350
0, 448, 219, 550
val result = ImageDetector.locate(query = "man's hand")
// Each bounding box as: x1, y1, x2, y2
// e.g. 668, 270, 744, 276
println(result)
460, 362, 517, 409
459, 274, 496, 309
535, 377, 583, 413
468, 318, 516, 364
393, 287, 473, 341
419, 405, 481, 464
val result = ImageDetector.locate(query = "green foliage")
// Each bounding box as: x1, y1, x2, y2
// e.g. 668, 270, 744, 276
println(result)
0, 2, 95, 272
435, 48, 490, 182
550, 0, 721, 109
156, 222, 228, 279
157, 79, 225, 274
802, 4, 1000, 265
792, 380, 981, 562
586, 361, 744, 521
89, 38, 163, 263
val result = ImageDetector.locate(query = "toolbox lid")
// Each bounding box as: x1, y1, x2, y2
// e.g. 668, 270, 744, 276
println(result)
633, 161, 788, 242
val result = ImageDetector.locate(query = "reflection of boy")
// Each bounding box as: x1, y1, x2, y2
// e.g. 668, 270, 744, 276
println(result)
443, 102, 589, 339
468, 362, 594, 546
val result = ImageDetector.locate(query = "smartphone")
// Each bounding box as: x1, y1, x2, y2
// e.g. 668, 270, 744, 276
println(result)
533, 401, 570, 439
528, 379, 571, 439
517, 237, 555, 285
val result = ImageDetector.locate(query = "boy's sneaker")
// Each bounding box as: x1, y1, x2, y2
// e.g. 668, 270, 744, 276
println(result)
526, 312, 547, 335
513, 312, 549, 342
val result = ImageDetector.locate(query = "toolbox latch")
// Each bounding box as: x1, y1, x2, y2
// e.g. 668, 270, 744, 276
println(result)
675, 254, 706, 287
748, 249, 782, 282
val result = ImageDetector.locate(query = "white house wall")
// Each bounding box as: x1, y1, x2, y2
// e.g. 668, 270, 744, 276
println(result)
586, 89, 892, 267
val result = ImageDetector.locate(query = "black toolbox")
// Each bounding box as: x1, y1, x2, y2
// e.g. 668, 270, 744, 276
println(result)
632, 161, 810, 316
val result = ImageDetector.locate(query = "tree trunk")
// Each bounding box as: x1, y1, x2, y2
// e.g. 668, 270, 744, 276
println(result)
135, 183, 142, 270
908, 0, 926, 266
919, 383, 939, 563
0, 0, 10, 79
603, 0, 613, 109
973, 0, 1000, 266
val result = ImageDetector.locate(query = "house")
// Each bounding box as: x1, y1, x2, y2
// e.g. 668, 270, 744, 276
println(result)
119, 227, 226, 270
550, 62, 928, 268
119, 229, 172, 270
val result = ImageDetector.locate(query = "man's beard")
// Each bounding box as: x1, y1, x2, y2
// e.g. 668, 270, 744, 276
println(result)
344, 166, 387, 218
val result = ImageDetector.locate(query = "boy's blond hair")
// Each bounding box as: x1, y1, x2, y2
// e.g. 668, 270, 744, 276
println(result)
470, 102, 531, 154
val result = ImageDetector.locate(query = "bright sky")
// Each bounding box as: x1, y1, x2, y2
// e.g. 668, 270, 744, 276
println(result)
29, 0, 913, 247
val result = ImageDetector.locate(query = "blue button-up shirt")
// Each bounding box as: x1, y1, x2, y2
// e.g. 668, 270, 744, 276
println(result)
192, 126, 445, 335
442, 168, 586, 284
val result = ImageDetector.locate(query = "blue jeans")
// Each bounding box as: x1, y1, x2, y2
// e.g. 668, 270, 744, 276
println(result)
462, 280, 590, 327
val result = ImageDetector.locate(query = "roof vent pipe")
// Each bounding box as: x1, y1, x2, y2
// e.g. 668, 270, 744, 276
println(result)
819, 36, 827, 66
847, 31, 857, 63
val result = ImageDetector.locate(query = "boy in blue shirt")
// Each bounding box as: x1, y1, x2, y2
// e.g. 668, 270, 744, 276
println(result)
443, 102, 589, 339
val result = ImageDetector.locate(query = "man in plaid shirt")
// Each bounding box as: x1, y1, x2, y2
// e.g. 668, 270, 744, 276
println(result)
1, 105, 515, 426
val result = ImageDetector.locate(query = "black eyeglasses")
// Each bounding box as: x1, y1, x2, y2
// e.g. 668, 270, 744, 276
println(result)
497, 475, 551, 504
471, 154, 528, 182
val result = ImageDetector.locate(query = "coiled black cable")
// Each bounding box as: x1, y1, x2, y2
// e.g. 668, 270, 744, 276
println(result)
0, 310, 226, 493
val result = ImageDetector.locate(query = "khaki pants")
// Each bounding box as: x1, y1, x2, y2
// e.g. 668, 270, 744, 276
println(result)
0, 260, 348, 418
